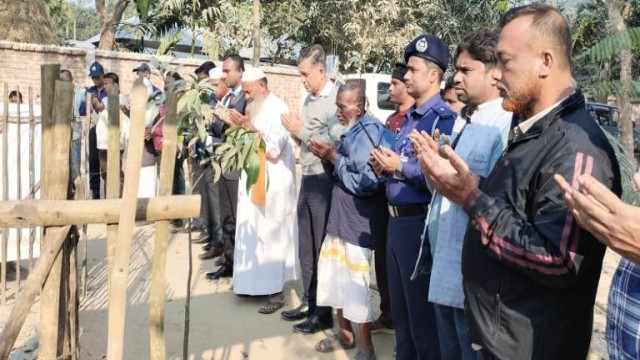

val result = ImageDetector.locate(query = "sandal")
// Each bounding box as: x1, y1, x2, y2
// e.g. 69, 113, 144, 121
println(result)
258, 300, 284, 314
315, 335, 356, 353
353, 351, 376, 360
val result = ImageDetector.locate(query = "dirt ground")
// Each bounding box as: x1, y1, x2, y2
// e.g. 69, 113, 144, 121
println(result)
1, 223, 619, 360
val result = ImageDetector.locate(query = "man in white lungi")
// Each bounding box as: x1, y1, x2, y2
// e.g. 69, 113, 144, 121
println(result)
308, 82, 394, 360
225, 68, 299, 313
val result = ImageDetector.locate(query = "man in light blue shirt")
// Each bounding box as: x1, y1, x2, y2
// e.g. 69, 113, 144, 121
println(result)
413, 29, 512, 360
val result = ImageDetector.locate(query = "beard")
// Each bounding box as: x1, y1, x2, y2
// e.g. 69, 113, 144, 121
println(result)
245, 96, 265, 120
500, 75, 540, 119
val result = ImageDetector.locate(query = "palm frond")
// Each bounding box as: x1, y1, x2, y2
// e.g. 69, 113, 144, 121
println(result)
578, 27, 640, 63
156, 27, 183, 55
584, 79, 640, 99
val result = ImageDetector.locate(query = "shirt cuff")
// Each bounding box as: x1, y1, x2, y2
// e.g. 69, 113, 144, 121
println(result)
462, 188, 483, 214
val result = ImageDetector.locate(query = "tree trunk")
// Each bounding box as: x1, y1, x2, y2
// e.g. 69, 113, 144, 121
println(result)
252, 0, 261, 67
606, 0, 634, 158
0, 0, 59, 44
96, 0, 129, 50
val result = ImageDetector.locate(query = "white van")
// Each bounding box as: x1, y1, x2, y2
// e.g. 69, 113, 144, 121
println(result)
343, 73, 395, 123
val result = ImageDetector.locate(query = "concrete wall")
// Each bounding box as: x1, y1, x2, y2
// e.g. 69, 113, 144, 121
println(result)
0, 41, 305, 115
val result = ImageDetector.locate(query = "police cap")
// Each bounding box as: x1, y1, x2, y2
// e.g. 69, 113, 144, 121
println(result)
404, 34, 449, 71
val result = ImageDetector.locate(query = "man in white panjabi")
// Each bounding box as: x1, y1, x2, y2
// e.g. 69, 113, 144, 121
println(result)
224, 68, 299, 313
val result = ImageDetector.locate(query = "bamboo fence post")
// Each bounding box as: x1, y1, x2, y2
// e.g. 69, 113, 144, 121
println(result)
149, 91, 177, 360
28, 87, 35, 271
183, 160, 194, 360
15, 85, 22, 292
2, 83, 8, 305
107, 77, 147, 360
39, 72, 72, 359
106, 87, 121, 278
81, 93, 90, 298
68, 229, 79, 360
0, 225, 71, 359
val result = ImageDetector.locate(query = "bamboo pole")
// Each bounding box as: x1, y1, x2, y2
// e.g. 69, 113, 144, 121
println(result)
106, 87, 121, 278
68, 229, 79, 360
149, 91, 177, 360
0, 195, 199, 228
107, 77, 148, 360
28, 87, 35, 272
183, 161, 194, 360
0, 225, 71, 359
2, 83, 8, 305
81, 93, 90, 298
15, 85, 22, 292
39, 74, 72, 359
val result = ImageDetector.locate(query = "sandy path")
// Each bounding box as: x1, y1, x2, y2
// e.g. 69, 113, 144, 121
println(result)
1, 223, 619, 359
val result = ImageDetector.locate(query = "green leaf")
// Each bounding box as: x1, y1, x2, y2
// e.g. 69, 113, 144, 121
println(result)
244, 151, 260, 192
197, 122, 207, 142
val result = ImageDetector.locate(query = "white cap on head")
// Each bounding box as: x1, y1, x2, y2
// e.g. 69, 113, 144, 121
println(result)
241, 67, 266, 82
209, 67, 223, 80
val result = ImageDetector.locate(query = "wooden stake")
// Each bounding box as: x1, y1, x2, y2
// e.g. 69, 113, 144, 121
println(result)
28, 87, 35, 272
0, 195, 200, 228
106, 87, 121, 278
107, 77, 147, 360
2, 83, 8, 305
39, 74, 72, 360
149, 91, 177, 360
15, 85, 22, 292
0, 225, 71, 360
81, 93, 90, 298
183, 160, 194, 360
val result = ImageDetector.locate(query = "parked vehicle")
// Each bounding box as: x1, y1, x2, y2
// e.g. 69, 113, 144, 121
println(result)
343, 73, 395, 122
586, 102, 640, 161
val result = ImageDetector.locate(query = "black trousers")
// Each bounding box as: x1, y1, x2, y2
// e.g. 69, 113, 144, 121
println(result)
297, 173, 333, 319
218, 177, 238, 263
88, 127, 101, 198
195, 163, 222, 246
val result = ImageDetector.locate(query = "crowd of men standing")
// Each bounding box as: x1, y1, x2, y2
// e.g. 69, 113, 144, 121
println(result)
61, 2, 640, 359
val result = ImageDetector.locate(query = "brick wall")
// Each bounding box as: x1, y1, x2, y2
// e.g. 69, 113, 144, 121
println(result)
0, 41, 305, 115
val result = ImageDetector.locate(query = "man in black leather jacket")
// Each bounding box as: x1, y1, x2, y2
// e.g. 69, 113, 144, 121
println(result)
412, 4, 622, 359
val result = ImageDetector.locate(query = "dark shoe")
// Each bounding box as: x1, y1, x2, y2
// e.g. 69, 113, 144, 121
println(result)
191, 233, 210, 244
292, 315, 333, 334
215, 257, 227, 266
199, 247, 223, 260
202, 244, 212, 252
206, 265, 233, 280
91, 190, 101, 200
169, 220, 184, 233
281, 303, 309, 321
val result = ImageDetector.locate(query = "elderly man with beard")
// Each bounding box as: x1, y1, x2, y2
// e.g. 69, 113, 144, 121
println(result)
308, 82, 394, 360
411, 4, 622, 359
222, 68, 299, 313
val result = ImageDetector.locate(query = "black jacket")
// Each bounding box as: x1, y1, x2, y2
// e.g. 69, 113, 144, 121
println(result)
211, 89, 247, 180
461, 91, 621, 359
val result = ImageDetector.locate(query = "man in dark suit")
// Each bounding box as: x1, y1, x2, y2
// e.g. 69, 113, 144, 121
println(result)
205, 54, 247, 280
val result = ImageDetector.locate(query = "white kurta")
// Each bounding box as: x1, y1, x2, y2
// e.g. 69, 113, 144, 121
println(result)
233, 93, 299, 295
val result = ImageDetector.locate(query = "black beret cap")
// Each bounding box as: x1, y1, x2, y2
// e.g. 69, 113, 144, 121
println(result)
404, 34, 450, 71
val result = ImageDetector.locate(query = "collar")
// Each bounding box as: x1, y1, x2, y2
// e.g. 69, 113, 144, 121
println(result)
310, 81, 333, 100
410, 93, 442, 117
232, 86, 243, 96
517, 91, 573, 135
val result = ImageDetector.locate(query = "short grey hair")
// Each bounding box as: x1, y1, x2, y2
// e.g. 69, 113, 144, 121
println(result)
298, 44, 326, 69
338, 81, 366, 108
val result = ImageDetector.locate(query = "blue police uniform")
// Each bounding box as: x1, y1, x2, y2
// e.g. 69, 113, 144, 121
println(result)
386, 34, 456, 360
79, 61, 108, 199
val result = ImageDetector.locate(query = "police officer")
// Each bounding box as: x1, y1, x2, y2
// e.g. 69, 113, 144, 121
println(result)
370, 34, 455, 360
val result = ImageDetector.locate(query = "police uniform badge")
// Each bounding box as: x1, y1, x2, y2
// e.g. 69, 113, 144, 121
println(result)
416, 38, 428, 53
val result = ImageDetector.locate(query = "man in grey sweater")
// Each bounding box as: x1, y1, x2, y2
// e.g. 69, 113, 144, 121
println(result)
281, 44, 339, 334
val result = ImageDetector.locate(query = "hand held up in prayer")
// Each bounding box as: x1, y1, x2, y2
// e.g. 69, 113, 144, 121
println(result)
308, 139, 337, 164
229, 109, 251, 128
281, 113, 304, 136
370, 147, 401, 174
554, 173, 640, 263
415, 130, 478, 205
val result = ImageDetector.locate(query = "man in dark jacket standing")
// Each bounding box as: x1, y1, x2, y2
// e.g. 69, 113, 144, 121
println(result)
413, 4, 622, 359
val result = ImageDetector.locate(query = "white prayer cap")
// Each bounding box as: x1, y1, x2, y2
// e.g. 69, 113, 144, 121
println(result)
209, 67, 223, 80
241, 68, 266, 82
